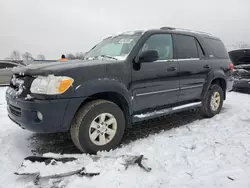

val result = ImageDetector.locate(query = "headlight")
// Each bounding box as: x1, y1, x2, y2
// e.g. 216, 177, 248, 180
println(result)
30, 75, 74, 95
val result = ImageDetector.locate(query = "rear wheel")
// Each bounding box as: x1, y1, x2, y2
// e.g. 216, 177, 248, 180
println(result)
200, 84, 224, 118
70, 100, 125, 154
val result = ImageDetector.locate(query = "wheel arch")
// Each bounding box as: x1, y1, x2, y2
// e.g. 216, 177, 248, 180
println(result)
202, 76, 227, 100
69, 79, 132, 128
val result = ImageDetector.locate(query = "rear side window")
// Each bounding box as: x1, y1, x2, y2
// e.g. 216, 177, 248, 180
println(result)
0, 63, 15, 69
174, 35, 199, 59
204, 38, 228, 59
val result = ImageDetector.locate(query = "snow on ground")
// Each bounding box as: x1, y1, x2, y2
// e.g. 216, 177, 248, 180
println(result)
0, 87, 33, 188
1, 86, 250, 188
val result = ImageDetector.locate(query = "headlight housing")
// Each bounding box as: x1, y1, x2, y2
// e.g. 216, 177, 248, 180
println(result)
30, 75, 74, 95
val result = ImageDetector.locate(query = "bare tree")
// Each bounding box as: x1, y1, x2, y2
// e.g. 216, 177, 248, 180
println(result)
22, 52, 34, 60
75, 52, 85, 59
237, 42, 250, 49
9, 50, 21, 60
37, 54, 46, 60
66, 53, 76, 60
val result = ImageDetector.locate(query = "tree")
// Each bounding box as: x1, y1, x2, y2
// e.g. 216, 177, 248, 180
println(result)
22, 52, 34, 60
66, 53, 76, 60
9, 50, 21, 60
238, 42, 250, 49
37, 54, 46, 60
75, 52, 85, 59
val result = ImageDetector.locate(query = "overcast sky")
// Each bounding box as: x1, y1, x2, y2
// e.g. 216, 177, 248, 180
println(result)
1, 0, 250, 59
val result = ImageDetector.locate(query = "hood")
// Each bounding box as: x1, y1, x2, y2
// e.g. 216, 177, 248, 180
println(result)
12, 59, 117, 76
229, 49, 250, 66
229, 49, 250, 79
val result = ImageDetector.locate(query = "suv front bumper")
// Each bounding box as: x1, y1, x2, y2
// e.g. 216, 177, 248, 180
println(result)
5, 88, 83, 133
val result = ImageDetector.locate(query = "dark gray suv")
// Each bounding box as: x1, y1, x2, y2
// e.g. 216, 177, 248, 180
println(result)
6, 27, 234, 153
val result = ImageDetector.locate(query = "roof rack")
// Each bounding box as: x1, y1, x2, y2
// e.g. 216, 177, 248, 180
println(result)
160, 26, 175, 30
160, 26, 213, 36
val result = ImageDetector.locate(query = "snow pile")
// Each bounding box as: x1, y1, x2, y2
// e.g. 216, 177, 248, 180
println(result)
1, 87, 250, 187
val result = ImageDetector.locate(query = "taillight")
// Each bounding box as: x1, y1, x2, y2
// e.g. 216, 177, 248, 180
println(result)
229, 63, 234, 72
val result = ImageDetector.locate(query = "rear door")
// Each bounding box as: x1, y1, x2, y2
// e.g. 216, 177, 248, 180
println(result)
173, 34, 210, 102
131, 33, 180, 112
0, 62, 16, 85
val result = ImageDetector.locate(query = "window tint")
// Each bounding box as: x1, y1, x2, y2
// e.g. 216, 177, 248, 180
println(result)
175, 35, 199, 59
141, 34, 173, 60
204, 38, 228, 59
0, 63, 15, 69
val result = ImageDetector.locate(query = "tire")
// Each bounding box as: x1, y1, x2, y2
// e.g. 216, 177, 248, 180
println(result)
70, 99, 125, 154
200, 84, 224, 118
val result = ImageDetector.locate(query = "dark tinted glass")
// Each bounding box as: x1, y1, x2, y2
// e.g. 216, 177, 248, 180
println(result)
204, 38, 228, 59
175, 35, 199, 59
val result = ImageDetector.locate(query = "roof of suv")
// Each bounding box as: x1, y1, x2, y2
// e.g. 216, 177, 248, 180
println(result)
114, 27, 220, 41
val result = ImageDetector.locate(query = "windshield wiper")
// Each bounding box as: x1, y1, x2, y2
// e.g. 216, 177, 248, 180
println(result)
100, 55, 118, 60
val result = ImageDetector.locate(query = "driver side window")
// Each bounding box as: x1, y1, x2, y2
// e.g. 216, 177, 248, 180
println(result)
141, 34, 173, 60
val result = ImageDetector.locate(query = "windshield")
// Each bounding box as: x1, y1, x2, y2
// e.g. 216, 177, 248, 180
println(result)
85, 33, 142, 60
229, 49, 250, 66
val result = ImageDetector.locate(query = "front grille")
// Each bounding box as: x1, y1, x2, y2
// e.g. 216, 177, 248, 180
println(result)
8, 104, 21, 117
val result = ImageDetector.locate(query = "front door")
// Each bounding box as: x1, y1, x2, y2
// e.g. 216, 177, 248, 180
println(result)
131, 33, 180, 112
173, 34, 211, 102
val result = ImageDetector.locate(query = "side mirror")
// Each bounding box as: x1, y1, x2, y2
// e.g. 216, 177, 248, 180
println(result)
136, 50, 159, 63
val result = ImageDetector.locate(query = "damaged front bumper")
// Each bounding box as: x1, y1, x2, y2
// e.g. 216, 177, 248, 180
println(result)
6, 87, 70, 133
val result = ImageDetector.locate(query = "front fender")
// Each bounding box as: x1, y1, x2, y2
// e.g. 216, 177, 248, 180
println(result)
72, 78, 132, 108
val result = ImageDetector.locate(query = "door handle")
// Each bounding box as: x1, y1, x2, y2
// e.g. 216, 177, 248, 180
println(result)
167, 67, 177, 71
203, 64, 211, 69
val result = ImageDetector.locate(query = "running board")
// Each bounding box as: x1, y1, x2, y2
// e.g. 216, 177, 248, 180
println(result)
132, 102, 202, 122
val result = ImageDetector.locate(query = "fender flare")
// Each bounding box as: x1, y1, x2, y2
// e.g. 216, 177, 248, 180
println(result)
61, 79, 132, 130
72, 79, 132, 110
201, 70, 227, 99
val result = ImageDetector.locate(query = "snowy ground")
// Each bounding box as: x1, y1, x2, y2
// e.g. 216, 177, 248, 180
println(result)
1, 87, 250, 188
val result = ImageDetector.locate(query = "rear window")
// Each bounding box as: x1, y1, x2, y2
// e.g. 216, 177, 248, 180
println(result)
204, 38, 228, 59
229, 49, 250, 65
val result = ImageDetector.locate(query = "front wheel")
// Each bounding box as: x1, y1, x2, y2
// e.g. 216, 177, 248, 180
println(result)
200, 84, 224, 118
70, 100, 125, 154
